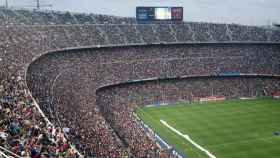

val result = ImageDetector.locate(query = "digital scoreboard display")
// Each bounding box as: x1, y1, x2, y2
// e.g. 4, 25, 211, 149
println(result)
155, 8, 171, 20
136, 7, 183, 21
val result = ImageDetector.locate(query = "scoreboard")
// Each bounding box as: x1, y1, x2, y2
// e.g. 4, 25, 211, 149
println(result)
136, 7, 183, 21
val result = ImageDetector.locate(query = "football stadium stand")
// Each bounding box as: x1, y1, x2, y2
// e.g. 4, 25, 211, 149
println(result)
0, 8, 280, 157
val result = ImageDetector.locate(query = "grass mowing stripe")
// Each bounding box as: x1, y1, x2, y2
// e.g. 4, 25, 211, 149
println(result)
206, 135, 276, 148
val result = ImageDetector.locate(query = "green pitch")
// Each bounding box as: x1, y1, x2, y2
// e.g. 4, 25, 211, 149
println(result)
136, 98, 280, 158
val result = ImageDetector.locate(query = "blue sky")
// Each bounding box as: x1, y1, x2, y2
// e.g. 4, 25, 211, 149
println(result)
1, 0, 280, 25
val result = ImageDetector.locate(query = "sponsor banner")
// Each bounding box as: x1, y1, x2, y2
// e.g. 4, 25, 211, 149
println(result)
199, 96, 226, 102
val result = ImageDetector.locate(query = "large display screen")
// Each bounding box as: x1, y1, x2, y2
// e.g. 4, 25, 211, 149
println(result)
136, 7, 183, 21
155, 8, 171, 20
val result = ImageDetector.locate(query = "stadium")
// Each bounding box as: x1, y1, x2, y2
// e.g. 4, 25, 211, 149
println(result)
0, 2, 280, 158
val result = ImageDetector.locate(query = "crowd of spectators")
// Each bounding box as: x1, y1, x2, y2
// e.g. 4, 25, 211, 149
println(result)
26, 43, 280, 157
0, 7, 279, 157
0, 75, 80, 157
97, 77, 280, 107
1, 8, 280, 75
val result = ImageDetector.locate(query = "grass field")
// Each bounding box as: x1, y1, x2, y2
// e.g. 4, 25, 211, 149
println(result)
136, 98, 280, 158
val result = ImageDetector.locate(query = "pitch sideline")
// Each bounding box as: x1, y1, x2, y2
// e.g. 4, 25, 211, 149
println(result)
160, 120, 216, 158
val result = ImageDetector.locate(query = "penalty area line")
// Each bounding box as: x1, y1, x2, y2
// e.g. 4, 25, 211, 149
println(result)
160, 120, 216, 158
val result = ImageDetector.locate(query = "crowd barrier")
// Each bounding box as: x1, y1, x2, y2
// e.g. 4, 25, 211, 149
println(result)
133, 112, 186, 158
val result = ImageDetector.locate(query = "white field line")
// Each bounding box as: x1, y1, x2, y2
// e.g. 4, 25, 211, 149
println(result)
160, 120, 216, 158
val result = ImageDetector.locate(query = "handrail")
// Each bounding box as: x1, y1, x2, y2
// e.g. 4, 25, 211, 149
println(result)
0, 151, 11, 158
0, 146, 21, 158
